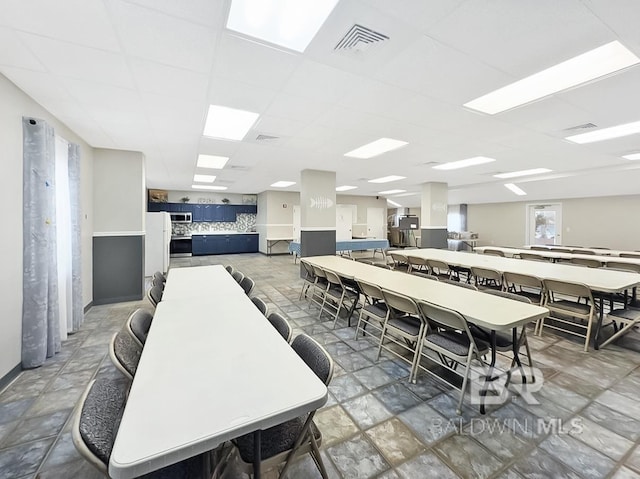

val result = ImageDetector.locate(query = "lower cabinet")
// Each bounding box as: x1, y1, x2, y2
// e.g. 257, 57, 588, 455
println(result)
192, 234, 258, 255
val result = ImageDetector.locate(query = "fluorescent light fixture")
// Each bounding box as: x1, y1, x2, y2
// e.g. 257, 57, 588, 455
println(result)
494, 168, 552, 179
336, 185, 357, 192
392, 192, 418, 197
368, 175, 405, 184
197, 154, 229, 169
566, 120, 640, 144
192, 185, 228, 191
504, 183, 527, 196
378, 189, 406, 195
226, 0, 339, 53
344, 138, 408, 159
271, 181, 296, 187
387, 199, 402, 207
465, 41, 640, 114
193, 174, 216, 183
203, 105, 259, 141
622, 152, 640, 160
433, 156, 496, 170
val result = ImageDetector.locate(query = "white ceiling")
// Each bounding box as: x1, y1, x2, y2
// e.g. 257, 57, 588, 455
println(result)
2, 0, 640, 206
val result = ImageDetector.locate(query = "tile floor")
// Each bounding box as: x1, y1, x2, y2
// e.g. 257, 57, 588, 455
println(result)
1, 253, 640, 479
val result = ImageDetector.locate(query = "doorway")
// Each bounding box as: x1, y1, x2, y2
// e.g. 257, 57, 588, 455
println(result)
527, 203, 562, 245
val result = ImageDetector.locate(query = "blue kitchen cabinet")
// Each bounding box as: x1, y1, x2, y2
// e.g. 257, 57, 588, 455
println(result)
191, 235, 207, 255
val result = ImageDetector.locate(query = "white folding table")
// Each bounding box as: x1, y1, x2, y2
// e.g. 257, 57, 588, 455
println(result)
110, 266, 327, 479
475, 246, 640, 267
394, 249, 640, 348
160, 265, 247, 301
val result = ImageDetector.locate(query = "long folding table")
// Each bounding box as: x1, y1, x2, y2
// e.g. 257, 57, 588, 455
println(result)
109, 265, 327, 479
394, 249, 640, 349
523, 245, 640, 257
475, 245, 640, 267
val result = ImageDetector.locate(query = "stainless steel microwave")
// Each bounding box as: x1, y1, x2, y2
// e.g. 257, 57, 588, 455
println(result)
170, 212, 192, 223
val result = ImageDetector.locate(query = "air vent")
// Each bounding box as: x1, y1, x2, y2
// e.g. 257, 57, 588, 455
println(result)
215, 179, 235, 185
230, 165, 250, 171
564, 122, 597, 131
255, 134, 279, 141
335, 24, 389, 51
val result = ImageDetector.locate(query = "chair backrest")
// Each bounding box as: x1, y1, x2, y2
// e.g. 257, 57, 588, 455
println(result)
225, 265, 235, 274
553, 248, 572, 253
543, 278, 593, 302
72, 377, 131, 474
251, 296, 269, 316
356, 279, 385, 302
324, 270, 344, 288
311, 265, 327, 281
291, 334, 334, 386
407, 255, 428, 271
152, 276, 165, 289
572, 249, 595, 255
412, 271, 439, 281
471, 266, 503, 283
109, 329, 142, 380
389, 252, 408, 268
503, 271, 543, 291
483, 248, 505, 257
620, 252, 640, 259
153, 271, 166, 283
267, 312, 292, 343
519, 252, 546, 261
483, 289, 532, 304
530, 245, 549, 251
240, 276, 256, 296
440, 278, 478, 290
570, 257, 601, 268
232, 270, 245, 284
427, 259, 450, 275
300, 260, 316, 280
146, 285, 163, 307
417, 300, 470, 336
606, 261, 640, 274
126, 309, 153, 346
380, 289, 420, 316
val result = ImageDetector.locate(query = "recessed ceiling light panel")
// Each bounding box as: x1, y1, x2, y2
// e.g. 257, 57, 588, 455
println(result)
192, 185, 228, 190
432, 156, 496, 170
368, 175, 405, 184
336, 185, 357, 191
193, 174, 216, 183
387, 199, 402, 207
344, 138, 408, 159
226, 0, 339, 53
465, 41, 640, 114
271, 181, 296, 187
203, 105, 259, 141
494, 168, 552, 179
622, 152, 640, 160
197, 154, 229, 169
378, 189, 406, 195
504, 183, 527, 196
566, 120, 640, 144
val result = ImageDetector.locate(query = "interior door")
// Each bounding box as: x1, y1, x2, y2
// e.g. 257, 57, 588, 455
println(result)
367, 207, 385, 239
336, 205, 353, 241
528, 204, 563, 245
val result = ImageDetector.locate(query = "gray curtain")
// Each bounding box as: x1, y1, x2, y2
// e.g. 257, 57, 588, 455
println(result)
22, 117, 60, 368
68, 143, 83, 332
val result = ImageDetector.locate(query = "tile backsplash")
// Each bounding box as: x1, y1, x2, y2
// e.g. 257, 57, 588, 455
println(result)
172, 213, 256, 235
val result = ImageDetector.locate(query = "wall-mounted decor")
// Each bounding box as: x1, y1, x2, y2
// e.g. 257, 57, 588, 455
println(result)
242, 194, 257, 205
148, 189, 168, 203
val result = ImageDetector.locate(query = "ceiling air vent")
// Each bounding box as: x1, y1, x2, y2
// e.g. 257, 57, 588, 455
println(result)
230, 165, 250, 171
564, 122, 597, 131
335, 24, 389, 51
255, 134, 279, 141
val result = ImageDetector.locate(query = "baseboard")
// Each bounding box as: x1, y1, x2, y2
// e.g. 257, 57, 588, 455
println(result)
83, 301, 93, 314
259, 252, 290, 256
0, 363, 22, 393
92, 294, 144, 306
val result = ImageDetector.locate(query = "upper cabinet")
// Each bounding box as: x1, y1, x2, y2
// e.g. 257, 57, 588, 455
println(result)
148, 203, 256, 222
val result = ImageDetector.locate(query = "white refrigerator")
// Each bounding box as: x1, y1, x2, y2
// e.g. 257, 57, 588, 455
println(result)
145, 212, 171, 277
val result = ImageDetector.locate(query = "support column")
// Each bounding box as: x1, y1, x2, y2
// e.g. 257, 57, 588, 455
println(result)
420, 182, 448, 249
300, 169, 336, 258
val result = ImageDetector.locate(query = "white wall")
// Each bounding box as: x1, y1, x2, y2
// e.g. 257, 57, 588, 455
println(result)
468, 195, 640, 250
257, 190, 298, 254
0, 73, 94, 379
93, 149, 145, 233
166, 191, 252, 204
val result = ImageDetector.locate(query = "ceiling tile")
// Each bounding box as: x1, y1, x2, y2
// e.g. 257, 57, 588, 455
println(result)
130, 58, 209, 101
0, 27, 46, 71
124, 0, 227, 28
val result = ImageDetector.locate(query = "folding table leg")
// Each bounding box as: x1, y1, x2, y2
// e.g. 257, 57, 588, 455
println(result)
480, 331, 497, 415
253, 430, 261, 478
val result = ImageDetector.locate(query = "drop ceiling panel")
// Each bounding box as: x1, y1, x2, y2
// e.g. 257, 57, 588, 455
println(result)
0, 28, 45, 71
0, 67, 74, 105
208, 77, 278, 114
124, 0, 227, 28
212, 33, 302, 91
366, 0, 466, 32
262, 93, 331, 124
18, 33, 134, 89
0, 0, 120, 52
130, 58, 209, 102
427, 0, 612, 78
106, 0, 216, 73
280, 60, 361, 104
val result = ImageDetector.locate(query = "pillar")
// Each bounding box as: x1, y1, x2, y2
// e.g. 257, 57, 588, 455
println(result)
420, 182, 448, 249
300, 169, 336, 258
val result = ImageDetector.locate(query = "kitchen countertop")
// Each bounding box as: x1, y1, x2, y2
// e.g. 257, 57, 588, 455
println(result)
191, 231, 258, 235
